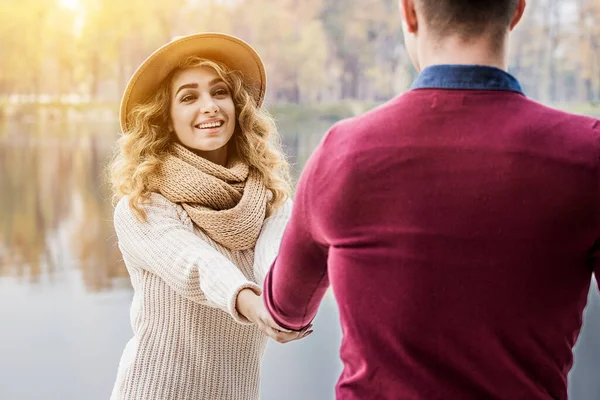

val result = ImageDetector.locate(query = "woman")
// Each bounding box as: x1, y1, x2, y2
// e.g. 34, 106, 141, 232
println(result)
109, 33, 310, 400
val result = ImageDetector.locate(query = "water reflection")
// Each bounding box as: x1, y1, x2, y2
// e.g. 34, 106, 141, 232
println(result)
0, 123, 127, 291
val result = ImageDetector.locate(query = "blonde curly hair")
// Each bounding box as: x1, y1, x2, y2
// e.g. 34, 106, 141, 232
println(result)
109, 56, 292, 221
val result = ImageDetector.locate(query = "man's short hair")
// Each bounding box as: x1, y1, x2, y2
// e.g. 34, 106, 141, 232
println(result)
417, 0, 519, 39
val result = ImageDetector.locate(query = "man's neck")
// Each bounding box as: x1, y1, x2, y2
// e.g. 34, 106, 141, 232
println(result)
417, 33, 509, 72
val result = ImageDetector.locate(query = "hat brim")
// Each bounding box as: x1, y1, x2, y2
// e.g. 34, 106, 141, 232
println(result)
119, 33, 266, 132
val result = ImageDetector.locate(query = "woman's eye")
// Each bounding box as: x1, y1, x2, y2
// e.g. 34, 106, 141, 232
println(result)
181, 94, 196, 103
213, 88, 228, 97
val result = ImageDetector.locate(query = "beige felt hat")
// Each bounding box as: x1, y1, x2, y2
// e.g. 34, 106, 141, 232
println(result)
119, 32, 267, 132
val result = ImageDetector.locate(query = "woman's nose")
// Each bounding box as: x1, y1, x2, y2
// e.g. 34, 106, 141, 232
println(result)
199, 95, 219, 114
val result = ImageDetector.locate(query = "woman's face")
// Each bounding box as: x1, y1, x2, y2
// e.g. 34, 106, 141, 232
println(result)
169, 66, 237, 160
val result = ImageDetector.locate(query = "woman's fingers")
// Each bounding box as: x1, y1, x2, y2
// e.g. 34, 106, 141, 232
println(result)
265, 318, 294, 333
254, 309, 314, 343
302, 329, 314, 338
267, 316, 312, 335
263, 322, 314, 344
257, 320, 298, 343
270, 329, 299, 343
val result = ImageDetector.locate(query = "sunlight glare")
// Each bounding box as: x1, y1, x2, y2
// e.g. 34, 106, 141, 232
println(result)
60, 0, 80, 10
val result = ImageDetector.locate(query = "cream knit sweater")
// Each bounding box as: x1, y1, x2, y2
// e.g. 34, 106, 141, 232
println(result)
110, 193, 292, 400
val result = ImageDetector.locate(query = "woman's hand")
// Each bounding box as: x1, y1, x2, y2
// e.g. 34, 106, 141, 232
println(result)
236, 288, 313, 343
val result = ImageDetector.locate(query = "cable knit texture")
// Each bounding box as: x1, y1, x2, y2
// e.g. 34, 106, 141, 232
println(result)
111, 192, 292, 400
147, 143, 268, 250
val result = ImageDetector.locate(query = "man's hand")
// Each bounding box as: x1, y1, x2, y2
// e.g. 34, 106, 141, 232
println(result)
236, 288, 313, 343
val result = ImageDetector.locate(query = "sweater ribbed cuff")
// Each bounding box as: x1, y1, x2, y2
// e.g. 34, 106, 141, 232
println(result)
228, 282, 263, 325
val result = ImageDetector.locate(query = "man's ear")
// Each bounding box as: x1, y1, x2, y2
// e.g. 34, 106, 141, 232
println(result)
509, 0, 526, 31
399, 0, 419, 34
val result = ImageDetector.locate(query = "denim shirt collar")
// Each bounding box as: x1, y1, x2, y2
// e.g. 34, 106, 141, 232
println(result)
410, 64, 524, 95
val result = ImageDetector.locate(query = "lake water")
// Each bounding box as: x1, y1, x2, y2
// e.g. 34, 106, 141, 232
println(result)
1, 116, 599, 400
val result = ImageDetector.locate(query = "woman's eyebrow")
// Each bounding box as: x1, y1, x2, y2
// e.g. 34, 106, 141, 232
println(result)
175, 83, 198, 96
209, 78, 225, 86
175, 79, 225, 96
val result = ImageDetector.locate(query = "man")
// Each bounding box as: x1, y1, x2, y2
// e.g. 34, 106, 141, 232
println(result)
263, 0, 600, 399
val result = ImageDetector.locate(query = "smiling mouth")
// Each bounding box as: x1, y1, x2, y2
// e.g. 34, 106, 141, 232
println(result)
195, 121, 224, 130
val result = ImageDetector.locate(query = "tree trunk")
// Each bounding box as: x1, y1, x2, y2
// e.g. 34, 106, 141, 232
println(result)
548, 0, 560, 102
341, 56, 359, 99
90, 52, 100, 100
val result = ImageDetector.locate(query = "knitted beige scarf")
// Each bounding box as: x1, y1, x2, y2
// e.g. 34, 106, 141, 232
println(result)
148, 143, 268, 250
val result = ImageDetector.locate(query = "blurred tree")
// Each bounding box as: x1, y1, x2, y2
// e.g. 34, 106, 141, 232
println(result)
319, 0, 401, 100
0, 0, 59, 99
578, 0, 600, 103
231, 0, 328, 104
78, 0, 189, 100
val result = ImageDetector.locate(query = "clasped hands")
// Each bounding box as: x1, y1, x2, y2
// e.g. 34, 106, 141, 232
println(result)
236, 288, 313, 343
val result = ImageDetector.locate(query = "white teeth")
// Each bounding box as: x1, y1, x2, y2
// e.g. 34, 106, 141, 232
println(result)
196, 121, 223, 129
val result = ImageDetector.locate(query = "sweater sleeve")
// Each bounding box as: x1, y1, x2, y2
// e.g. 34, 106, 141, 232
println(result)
252, 198, 293, 287
263, 137, 331, 331
113, 193, 260, 324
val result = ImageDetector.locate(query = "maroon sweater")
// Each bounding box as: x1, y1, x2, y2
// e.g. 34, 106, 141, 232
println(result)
264, 87, 600, 399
